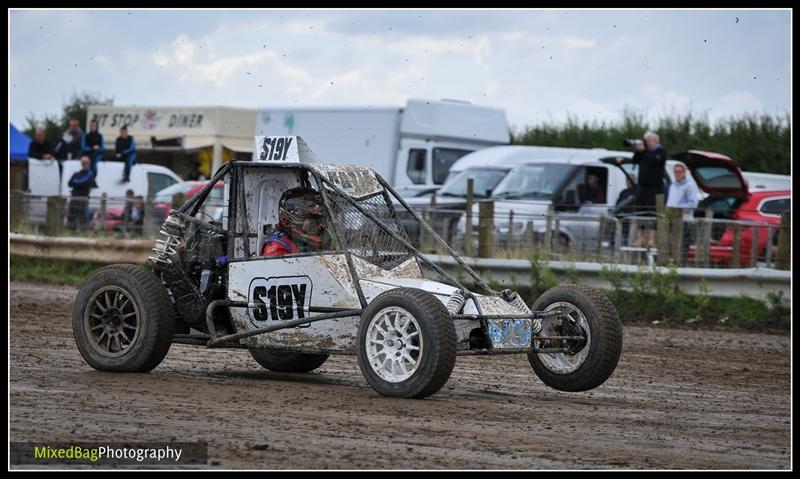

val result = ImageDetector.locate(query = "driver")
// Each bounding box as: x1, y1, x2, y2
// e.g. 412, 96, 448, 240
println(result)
262, 187, 330, 256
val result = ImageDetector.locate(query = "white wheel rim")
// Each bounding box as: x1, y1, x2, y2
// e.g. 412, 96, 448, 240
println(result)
365, 306, 423, 383
536, 301, 591, 374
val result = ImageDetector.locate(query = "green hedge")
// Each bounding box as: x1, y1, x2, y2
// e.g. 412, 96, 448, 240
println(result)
512, 110, 791, 175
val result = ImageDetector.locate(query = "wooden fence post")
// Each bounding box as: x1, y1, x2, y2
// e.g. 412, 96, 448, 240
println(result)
477, 201, 494, 258
524, 220, 535, 257
506, 210, 514, 257
596, 216, 606, 262
10, 190, 24, 229
764, 225, 775, 267
695, 209, 712, 267
666, 207, 684, 265
655, 194, 668, 266
463, 178, 474, 257
775, 211, 791, 270
731, 224, 741, 268
46, 196, 66, 237
97, 192, 108, 232
750, 226, 760, 267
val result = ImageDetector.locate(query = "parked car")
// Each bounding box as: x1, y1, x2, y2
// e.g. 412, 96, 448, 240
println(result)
91, 180, 225, 232
152, 181, 225, 222
688, 187, 790, 266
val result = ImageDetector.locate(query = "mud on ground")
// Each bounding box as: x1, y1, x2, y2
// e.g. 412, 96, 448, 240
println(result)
9, 281, 791, 469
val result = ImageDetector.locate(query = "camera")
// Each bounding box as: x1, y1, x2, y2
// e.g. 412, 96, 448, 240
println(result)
622, 138, 644, 147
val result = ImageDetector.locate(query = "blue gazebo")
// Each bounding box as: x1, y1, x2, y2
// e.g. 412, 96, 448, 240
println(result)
10, 123, 32, 160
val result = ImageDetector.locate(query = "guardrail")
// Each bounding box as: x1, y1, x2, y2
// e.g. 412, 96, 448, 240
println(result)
422, 254, 791, 302
11, 233, 791, 301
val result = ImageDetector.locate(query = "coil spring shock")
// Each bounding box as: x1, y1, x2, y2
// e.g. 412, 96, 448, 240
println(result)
148, 215, 185, 266
502, 289, 542, 336
445, 289, 467, 315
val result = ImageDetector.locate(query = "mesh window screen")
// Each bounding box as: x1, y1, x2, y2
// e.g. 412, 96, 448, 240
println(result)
325, 188, 414, 270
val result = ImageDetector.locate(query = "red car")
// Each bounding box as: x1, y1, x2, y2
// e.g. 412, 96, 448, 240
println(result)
151, 181, 225, 221
92, 181, 224, 232
680, 151, 790, 266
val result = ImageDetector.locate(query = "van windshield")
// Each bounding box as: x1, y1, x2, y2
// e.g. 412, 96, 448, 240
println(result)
492, 163, 574, 199
438, 167, 509, 198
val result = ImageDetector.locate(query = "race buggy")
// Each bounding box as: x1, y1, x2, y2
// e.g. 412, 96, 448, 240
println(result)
72, 136, 622, 399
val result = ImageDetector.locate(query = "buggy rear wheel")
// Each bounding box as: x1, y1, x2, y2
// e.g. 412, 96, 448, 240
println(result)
249, 349, 329, 373
357, 288, 456, 399
73, 264, 174, 372
528, 284, 622, 392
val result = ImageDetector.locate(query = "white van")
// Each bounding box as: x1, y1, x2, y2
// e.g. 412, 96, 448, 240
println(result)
255, 98, 510, 191
25, 158, 181, 223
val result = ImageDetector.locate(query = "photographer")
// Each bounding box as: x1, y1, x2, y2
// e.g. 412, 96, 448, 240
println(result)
616, 132, 668, 247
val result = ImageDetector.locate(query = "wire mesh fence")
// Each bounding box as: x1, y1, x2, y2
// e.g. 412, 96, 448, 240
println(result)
407, 202, 790, 270
9, 190, 791, 270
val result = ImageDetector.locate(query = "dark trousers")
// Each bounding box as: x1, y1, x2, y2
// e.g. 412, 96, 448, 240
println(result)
86, 151, 104, 174
67, 197, 89, 230
122, 152, 138, 180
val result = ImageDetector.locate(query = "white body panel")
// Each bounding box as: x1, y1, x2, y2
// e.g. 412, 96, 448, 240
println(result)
227, 253, 487, 353
228, 254, 362, 353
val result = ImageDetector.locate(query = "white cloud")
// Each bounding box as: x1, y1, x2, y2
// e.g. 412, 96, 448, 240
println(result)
711, 91, 764, 120
9, 10, 790, 131
149, 33, 313, 88
637, 83, 694, 118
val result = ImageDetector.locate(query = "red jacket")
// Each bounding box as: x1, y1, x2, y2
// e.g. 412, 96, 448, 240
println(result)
262, 230, 299, 256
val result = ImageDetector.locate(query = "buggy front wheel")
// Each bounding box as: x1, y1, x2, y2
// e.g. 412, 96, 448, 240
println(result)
357, 288, 456, 399
528, 284, 622, 392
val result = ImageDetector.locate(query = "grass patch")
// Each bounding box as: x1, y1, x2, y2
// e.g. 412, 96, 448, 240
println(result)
11, 255, 111, 286
509, 258, 789, 333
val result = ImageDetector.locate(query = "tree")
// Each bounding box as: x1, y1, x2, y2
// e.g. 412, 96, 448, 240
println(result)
512, 110, 790, 175
24, 91, 114, 141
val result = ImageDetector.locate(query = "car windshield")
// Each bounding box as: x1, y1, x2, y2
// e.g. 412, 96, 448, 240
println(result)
154, 182, 200, 203
438, 168, 509, 198
492, 163, 574, 199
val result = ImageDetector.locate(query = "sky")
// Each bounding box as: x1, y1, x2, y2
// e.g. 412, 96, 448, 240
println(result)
9, 9, 792, 131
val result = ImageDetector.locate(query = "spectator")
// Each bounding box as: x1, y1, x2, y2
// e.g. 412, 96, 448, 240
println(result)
666, 163, 700, 211
580, 173, 605, 204
667, 162, 702, 256
27, 129, 53, 159
67, 156, 96, 230
115, 126, 137, 182
81, 119, 105, 174
122, 188, 144, 234
616, 176, 636, 208
53, 118, 83, 160
617, 131, 668, 246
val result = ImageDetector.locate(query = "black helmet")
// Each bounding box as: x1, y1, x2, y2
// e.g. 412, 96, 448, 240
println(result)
278, 187, 327, 248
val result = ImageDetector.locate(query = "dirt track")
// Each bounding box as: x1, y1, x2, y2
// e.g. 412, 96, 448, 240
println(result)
9, 281, 791, 469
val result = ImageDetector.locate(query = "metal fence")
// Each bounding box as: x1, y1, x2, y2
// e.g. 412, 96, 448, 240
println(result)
9, 190, 179, 240
407, 201, 791, 270
8, 190, 791, 270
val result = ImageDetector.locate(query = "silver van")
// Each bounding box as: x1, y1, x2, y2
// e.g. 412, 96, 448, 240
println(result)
455, 156, 634, 251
